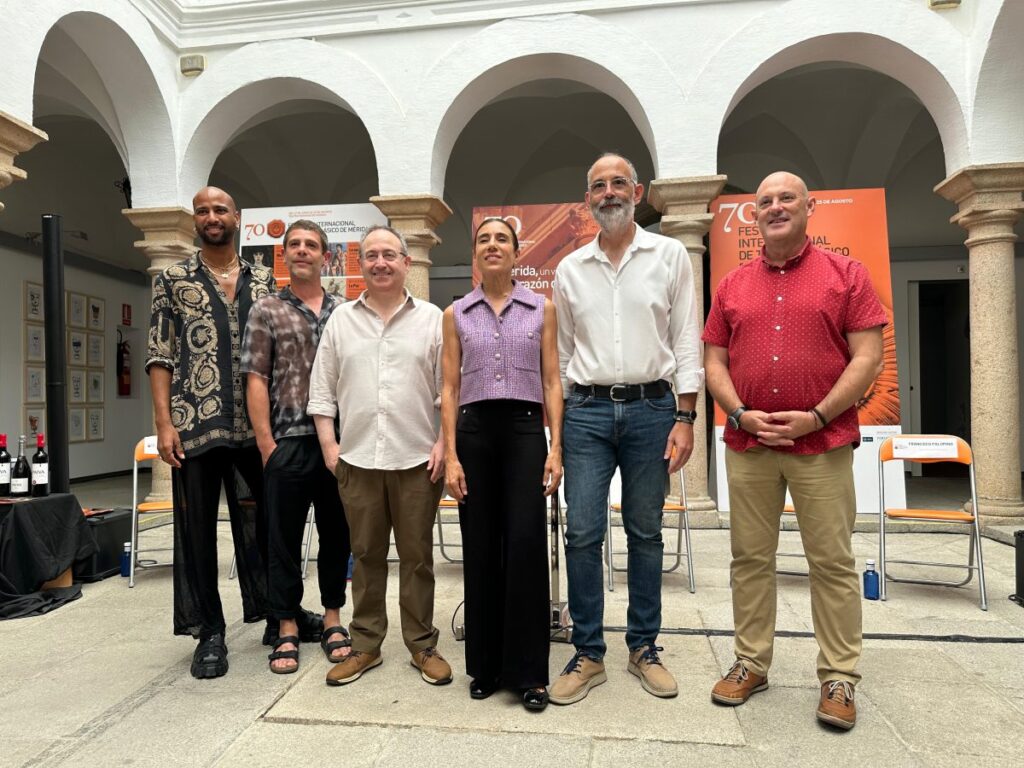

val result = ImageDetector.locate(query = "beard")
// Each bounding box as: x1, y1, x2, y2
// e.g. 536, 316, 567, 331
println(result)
591, 197, 635, 233
197, 223, 236, 246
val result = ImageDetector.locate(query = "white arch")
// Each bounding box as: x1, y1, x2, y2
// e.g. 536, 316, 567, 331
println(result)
1, 1, 178, 205
178, 39, 402, 206
969, 0, 1024, 165
407, 14, 683, 196
685, 0, 969, 176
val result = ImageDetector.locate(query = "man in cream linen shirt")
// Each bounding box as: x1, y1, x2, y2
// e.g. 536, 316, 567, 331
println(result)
308, 225, 451, 689
549, 153, 704, 705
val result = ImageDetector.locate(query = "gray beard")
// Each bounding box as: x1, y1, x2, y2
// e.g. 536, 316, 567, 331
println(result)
592, 200, 635, 233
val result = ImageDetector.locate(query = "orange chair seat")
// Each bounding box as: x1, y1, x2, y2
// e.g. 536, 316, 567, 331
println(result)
884, 507, 974, 522
137, 501, 173, 513
438, 498, 459, 508
611, 502, 686, 512
783, 505, 795, 514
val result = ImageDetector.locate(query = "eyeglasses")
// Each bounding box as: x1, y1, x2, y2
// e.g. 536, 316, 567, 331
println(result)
362, 250, 406, 263
588, 177, 634, 195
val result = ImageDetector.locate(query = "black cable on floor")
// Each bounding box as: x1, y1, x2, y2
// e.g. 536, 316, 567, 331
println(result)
603, 625, 1024, 643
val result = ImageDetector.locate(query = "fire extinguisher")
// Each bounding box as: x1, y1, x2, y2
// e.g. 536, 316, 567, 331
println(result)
117, 330, 131, 397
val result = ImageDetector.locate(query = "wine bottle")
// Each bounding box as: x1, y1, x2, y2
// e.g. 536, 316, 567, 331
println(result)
31, 433, 49, 497
11, 435, 30, 497
0, 434, 11, 496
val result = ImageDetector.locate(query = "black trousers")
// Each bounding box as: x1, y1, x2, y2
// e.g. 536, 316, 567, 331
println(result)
172, 444, 269, 639
457, 399, 550, 688
264, 435, 350, 619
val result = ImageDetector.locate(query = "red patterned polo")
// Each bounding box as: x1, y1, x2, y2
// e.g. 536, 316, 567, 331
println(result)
703, 238, 888, 455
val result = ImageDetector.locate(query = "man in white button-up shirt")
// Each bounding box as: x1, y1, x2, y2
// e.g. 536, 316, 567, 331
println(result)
549, 153, 704, 705
308, 225, 452, 689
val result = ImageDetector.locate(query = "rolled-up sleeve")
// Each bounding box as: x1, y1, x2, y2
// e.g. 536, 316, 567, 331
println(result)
146, 271, 175, 374
307, 311, 341, 418
240, 298, 273, 379
667, 241, 704, 394
551, 272, 575, 392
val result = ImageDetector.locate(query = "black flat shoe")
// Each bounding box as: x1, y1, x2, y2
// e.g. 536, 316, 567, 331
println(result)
470, 678, 499, 699
191, 633, 228, 679
522, 687, 549, 711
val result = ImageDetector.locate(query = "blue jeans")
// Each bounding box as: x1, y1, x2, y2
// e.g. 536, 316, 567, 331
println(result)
562, 390, 675, 658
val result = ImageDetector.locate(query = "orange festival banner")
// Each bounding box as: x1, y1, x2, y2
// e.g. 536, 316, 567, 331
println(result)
708, 188, 904, 512
470, 203, 599, 298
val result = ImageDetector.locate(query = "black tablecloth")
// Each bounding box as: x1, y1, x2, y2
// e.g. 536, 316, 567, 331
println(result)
0, 494, 98, 619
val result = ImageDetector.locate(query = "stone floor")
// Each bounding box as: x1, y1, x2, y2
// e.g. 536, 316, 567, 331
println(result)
2, 476, 1022, 767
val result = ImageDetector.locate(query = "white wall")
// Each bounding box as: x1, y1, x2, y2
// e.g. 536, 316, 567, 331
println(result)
1, 242, 153, 479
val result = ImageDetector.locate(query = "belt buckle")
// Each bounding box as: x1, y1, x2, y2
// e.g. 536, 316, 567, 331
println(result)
609, 384, 627, 402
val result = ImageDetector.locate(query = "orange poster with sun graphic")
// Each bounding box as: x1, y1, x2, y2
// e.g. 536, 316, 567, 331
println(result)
708, 188, 900, 427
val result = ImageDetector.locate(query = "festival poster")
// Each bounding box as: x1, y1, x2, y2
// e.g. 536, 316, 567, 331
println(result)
707, 188, 904, 513
240, 204, 386, 299
470, 203, 599, 298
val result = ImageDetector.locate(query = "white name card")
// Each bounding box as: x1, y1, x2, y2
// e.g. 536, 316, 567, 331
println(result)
892, 437, 958, 460
144, 435, 159, 455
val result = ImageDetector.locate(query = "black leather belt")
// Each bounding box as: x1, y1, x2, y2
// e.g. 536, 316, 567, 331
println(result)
572, 380, 670, 402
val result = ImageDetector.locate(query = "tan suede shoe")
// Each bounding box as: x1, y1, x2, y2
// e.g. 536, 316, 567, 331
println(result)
817, 680, 856, 730
411, 646, 453, 685
711, 660, 768, 705
325, 650, 382, 686
627, 645, 678, 698
549, 652, 607, 705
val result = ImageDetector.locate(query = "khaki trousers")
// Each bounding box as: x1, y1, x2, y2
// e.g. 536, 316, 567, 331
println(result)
336, 460, 444, 655
725, 445, 862, 684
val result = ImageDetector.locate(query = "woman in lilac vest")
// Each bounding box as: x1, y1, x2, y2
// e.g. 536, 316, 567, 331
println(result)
441, 217, 563, 711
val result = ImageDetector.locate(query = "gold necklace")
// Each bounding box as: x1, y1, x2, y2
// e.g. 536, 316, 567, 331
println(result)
201, 255, 239, 279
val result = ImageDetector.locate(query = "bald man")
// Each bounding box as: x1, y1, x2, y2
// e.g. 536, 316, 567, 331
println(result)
702, 172, 886, 730
148, 187, 289, 678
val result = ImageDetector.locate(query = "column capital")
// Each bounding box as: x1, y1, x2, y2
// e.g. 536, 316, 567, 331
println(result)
369, 194, 452, 301
122, 206, 197, 276
934, 163, 1024, 229
648, 175, 728, 216
0, 110, 48, 213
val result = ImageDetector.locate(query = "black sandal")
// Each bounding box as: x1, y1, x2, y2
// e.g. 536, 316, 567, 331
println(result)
263, 609, 324, 646
320, 625, 352, 662
522, 687, 549, 711
191, 633, 229, 679
268, 635, 300, 674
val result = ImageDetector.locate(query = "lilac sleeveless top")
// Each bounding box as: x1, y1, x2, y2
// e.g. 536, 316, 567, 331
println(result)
453, 282, 545, 406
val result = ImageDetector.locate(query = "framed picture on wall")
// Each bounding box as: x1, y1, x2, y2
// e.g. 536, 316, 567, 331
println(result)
68, 368, 87, 403
25, 365, 45, 403
24, 406, 46, 439
24, 281, 44, 321
68, 330, 87, 366
87, 296, 105, 331
87, 408, 104, 441
87, 333, 104, 367
67, 292, 87, 328
68, 407, 86, 443
25, 323, 45, 363
87, 370, 104, 403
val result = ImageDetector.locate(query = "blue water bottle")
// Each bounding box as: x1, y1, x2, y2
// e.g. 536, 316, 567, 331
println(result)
346, 553, 354, 581
863, 558, 880, 600
120, 542, 132, 577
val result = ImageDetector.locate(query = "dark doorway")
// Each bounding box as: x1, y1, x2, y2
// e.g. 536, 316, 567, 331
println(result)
917, 280, 970, 476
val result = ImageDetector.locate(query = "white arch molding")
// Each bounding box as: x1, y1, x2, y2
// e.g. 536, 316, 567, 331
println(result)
970, 0, 1024, 165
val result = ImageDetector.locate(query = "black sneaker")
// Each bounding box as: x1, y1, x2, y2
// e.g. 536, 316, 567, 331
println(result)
191, 633, 228, 679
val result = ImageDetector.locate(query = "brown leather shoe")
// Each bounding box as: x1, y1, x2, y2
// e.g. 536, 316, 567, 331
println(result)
817, 680, 856, 730
549, 652, 607, 705
711, 660, 768, 705
325, 650, 382, 686
411, 646, 453, 685
627, 645, 678, 698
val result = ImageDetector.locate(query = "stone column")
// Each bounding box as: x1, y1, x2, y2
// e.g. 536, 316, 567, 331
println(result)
0, 110, 48, 213
123, 206, 197, 502
935, 163, 1024, 521
370, 194, 452, 301
648, 175, 728, 527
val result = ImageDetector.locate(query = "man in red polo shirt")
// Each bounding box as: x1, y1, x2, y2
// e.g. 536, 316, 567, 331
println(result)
703, 171, 886, 731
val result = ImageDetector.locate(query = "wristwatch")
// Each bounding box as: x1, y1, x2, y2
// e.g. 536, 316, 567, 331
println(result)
674, 410, 698, 424
727, 406, 748, 430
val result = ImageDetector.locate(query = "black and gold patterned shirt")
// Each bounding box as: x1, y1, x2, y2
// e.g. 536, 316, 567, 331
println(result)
240, 287, 342, 440
146, 253, 275, 455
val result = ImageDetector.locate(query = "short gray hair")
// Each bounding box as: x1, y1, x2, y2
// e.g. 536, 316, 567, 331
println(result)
586, 152, 640, 188
358, 224, 409, 259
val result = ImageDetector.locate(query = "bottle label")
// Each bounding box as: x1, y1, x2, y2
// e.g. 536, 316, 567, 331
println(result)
32, 462, 49, 485
0, 462, 9, 483
11, 478, 29, 493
